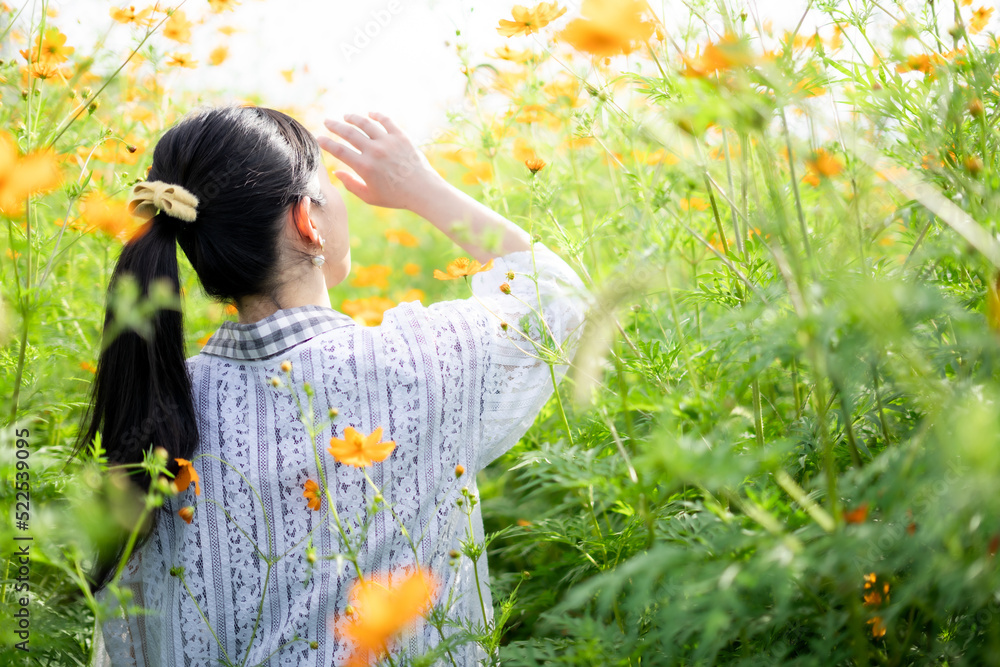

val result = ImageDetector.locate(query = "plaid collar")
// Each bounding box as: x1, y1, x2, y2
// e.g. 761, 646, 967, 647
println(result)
200, 304, 355, 361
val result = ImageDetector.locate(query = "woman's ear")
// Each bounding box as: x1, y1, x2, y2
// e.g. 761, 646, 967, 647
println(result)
291, 196, 319, 245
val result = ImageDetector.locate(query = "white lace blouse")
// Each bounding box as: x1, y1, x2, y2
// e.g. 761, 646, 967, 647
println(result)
95, 242, 590, 666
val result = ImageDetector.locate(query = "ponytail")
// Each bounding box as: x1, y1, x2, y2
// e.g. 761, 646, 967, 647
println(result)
74, 218, 198, 594
71, 104, 329, 595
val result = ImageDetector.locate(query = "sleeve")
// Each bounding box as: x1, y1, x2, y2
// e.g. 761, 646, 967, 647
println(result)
464, 242, 590, 470
384, 242, 590, 472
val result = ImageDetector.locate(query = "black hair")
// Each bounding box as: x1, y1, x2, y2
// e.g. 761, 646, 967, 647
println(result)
73, 106, 325, 594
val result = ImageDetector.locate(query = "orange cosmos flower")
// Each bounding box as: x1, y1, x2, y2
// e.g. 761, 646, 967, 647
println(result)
970, 6, 993, 34
328, 426, 396, 468
557, 0, 657, 57
341, 296, 396, 326
395, 288, 425, 304
303, 479, 322, 511
331, 568, 438, 666
0, 132, 62, 215
843, 502, 869, 524
525, 157, 546, 174
178, 506, 195, 524
384, 228, 419, 247
433, 257, 495, 280
79, 193, 134, 242
497, 2, 567, 38
351, 264, 393, 289
26, 60, 62, 80
806, 149, 843, 179
867, 616, 886, 638
680, 32, 755, 77
173, 458, 201, 496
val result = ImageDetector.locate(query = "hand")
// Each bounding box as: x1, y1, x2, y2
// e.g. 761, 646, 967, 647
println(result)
317, 112, 443, 211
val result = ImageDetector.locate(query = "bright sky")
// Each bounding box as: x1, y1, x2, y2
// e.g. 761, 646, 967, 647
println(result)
54, 0, 555, 145
49, 0, 839, 145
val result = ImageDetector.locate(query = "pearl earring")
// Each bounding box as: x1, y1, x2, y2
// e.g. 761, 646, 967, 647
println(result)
311, 254, 326, 268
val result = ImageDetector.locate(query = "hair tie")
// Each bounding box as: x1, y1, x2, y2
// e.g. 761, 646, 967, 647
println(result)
128, 181, 200, 223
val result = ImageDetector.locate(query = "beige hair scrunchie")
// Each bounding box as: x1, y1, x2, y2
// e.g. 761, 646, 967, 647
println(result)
128, 181, 200, 223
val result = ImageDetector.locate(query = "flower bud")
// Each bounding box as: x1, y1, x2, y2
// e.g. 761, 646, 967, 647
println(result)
303, 382, 313, 396
449, 549, 460, 559
306, 547, 317, 564
153, 446, 169, 462
506, 271, 515, 280
969, 98, 985, 119
454, 464, 465, 478
270, 377, 281, 387
373, 493, 384, 504
329, 407, 339, 419
499, 282, 511, 295
345, 604, 356, 618
309, 641, 319, 650
281, 360, 292, 373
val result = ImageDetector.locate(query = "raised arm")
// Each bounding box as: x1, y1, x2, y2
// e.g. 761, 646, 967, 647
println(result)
317, 111, 531, 262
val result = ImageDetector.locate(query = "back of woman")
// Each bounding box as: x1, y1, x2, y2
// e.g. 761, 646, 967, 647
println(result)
84, 106, 590, 666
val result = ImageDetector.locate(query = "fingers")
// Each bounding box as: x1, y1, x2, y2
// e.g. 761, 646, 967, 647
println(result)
323, 118, 373, 152
333, 170, 371, 203
369, 111, 403, 136
344, 112, 387, 140
317, 135, 363, 169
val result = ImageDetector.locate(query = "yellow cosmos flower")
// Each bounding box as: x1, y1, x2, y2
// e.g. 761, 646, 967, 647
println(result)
303, 479, 321, 511
433, 257, 495, 280
167, 53, 198, 68
557, 0, 656, 57
970, 6, 993, 34
209, 46, 229, 66
497, 2, 567, 37
33, 28, 75, 65
163, 9, 193, 43
491, 44, 535, 63
328, 426, 396, 468
110, 6, 155, 27
208, 0, 241, 12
